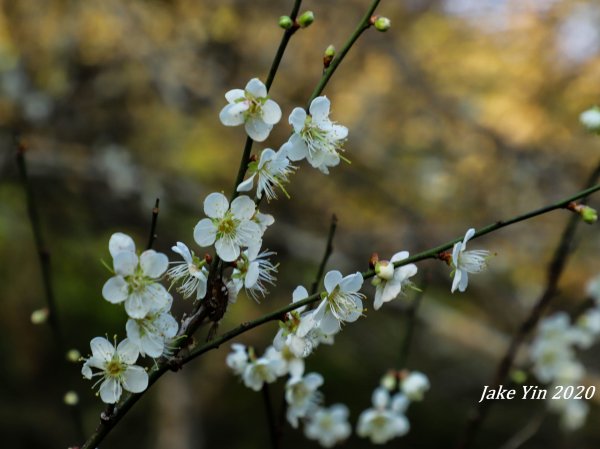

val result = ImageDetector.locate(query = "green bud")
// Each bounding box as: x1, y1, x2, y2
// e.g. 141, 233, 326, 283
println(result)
325, 45, 335, 58
63, 391, 79, 406
31, 308, 49, 324
66, 349, 81, 363
581, 206, 598, 224
374, 16, 391, 32
279, 15, 293, 30
298, 11, 314, 28
510, 370, 527, 384
380, 371, 397, 391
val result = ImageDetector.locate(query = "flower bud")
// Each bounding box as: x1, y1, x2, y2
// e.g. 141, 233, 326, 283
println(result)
373, 16, 391, 32
510, 369, 527, 384
63, 391, 79, 406
375, 260, 395, 281
323, 45, 335, 69
66, 349, 81, 363
279, 15, 293, 30
581, 206, 598, 224
380, 370, 397, 391
298, 11, 314, 28
31, 308, 49, 324
580, 106, 600, 133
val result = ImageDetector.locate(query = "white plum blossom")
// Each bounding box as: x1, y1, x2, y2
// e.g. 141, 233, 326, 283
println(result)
298, 271, 365, 336
580, 106, 600, 132
229, 241, 278, 302
237, 146, 295, 201
102, 233, 170, 319
253, 211, 275, 233
304, 404, 352, 448
81, 337, 148, 404
401, 371, 430, 401
166, 242, 209, 300
287, 96, 348, 174
241, 346, 287, 391
219, 78, 281, 142
357, 387, 410, 444
125, 296, 178, 358
194, 192, 262, 262
372, 251, 418, 310
226, 343, 249, 375
450, 228, 490, 293
586, 274, 600, 304
285, 372, 324, 428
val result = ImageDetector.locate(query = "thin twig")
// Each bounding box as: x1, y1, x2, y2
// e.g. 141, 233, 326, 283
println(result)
15, 136, 85, 443
262, 384, 279, 449
398, 274, 427, 369
455, 161, 600, 449
146, 198, 160, 250
310, 214, 338, 295
80, 180, 600, 449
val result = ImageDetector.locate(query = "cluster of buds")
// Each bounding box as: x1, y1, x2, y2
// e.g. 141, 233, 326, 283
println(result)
567, 201, 597, 224
279, 10, 314, 30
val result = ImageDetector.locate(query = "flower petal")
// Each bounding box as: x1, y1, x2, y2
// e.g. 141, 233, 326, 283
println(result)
320, 310, 341, 335
109, 232, 136, 258
309, 96, 330, 122
245, 118, 271, 142
451, 270, 462, 293
113, 251, 138, 276
194, 218, 217, 247
122, 365, 149, 393
285, 134, 308, 161
225, 88, 245, 103
324, 270, 343, 293
219, 102, 247, 126
237, 175, 255, 192
245, 78, 267, 98
117, 338, 140, 364
230, 195, 256, 220
245, 261, 260, 289
204, 192, 229, 218
262, 99, 282, 125
390, 251, 409, 263
90, 337, 115, 362
289, 107, 306, 132
172, 242, 193, 264
339, 272, 363, 292
140, 250, 169, 278
215, 236, 239, 262
125, 291, 149, 319
99, 378, 122, 404
102, 276, 129, 304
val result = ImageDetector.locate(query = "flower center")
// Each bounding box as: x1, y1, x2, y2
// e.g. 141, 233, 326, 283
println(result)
106, 359, 125, 377
218, 214, 238, 237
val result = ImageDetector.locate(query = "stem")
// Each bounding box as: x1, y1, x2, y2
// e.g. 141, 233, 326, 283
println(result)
455, 162, 600, 449
307, 0, 382, 105
262, 385, 279, 449
310, 214, 338, 295
80, 180, 600, 449
146, 198, 160, 250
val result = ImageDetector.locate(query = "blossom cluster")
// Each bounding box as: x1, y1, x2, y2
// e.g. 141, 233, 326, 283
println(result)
527, 274, 600, 430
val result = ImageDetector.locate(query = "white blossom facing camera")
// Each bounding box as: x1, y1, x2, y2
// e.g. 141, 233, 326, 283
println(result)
298, 271, 365, 336
102, 232, 170, 319
194, 192, 262, 262
125, 296, 178, 358
219, 78, 282, 142
356, 387, 410, 444
81, 337, 148, 404
237, 146, 296, 201
241, 346, 287, 391
287, 96, 348, 174
450, 228, 490, 293
304, 404, 352, 448
400, 371, 430, 401
372, 251, 418, 310
167, 242, 209, 300
285, 372, 324, 428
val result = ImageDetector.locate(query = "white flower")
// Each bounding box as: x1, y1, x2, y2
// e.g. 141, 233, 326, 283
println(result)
401, 371, 430, 401
102, 233, 170, 319
304, 404, 352, 448
226, 343, 249, 375
166, 242, 209, 300
285, 372, 324, 428
237, 146, 295, 201
298, 271, 365, 336
287, 96, 348, 174
571, 309, 600, 349
81, 337, 148, 404
586, 274, 600, 304
253, 211, 275, 233
242, 346, 287, 391
451, 228, 490, 293
548, 394, 589, 431
125, 297, 178, 358
372, 251, 418, 310
229, 241, 277, 302
357, 387, 410, 444
219, 78, 282, 142
194, 192, 262, 262
580, 106, 600, 132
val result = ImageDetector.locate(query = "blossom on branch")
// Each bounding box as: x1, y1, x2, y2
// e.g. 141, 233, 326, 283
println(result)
167, 242, 209, 300
81, 337, 148, 404
450, 228, 490, 293
219, 78, 282, 142
287, 96, 348, 174
304, 404, 352, 447
237, 146, 295, 201
356, 387, 410, 444
372, 251, 418, 310
125, 296, 178, 358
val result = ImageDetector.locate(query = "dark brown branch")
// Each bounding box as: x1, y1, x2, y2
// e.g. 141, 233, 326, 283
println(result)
310, 214, 338, 295
146, 198, 160, 250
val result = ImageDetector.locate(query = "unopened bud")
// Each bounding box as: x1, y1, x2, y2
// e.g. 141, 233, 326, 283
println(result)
66, 349, 81, 363
323, 45, 335, 69
204, 253, 212, 264
510, 370, 527, 384
373, 16, 391, 32
580, 106, 600, 133
298, 11, 314, 28
581, 206, 598, 224
375, 261, 394, 281
64, 391, 79, 406
279, 15, 293, 30
31, 308, 49, 324
380, 370, 397, 391
369, 252, 379, 269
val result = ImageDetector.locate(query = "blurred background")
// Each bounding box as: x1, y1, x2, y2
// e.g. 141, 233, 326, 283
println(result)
1, 0, 600, 447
